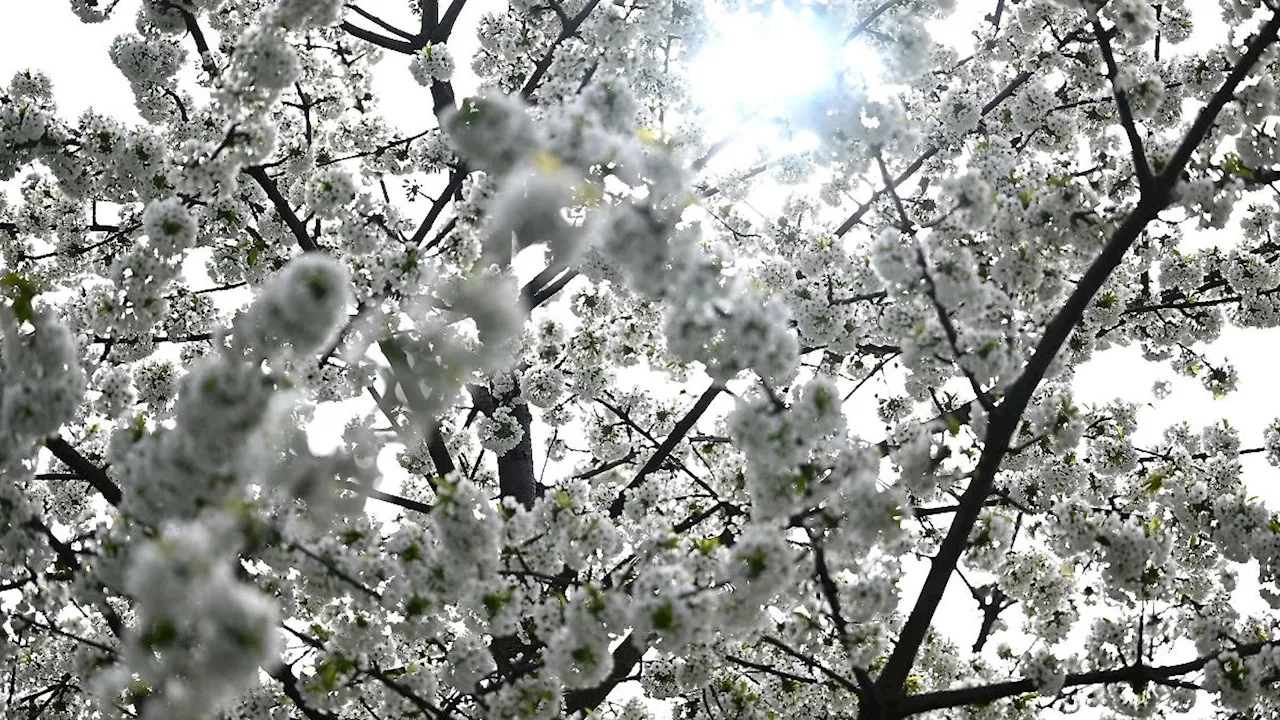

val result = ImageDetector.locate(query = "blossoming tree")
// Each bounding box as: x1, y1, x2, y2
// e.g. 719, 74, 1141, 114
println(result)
5, 0, 1280, 717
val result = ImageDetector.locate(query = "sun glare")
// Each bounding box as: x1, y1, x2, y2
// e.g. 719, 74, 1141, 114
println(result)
687, 3, 881, 155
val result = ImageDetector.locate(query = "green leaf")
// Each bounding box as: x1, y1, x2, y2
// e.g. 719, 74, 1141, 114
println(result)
743, 547, 768, 580
1222, 153, 1256, 181
399, 542, 421, 563
1142, 471, 1168, 495
945, 413, 962, 436
554, 489, 574, 511
130, 412, 149, 441
483, 588, 514, 618
693, 537, 720, 555
651, 601, 675, 631
315, 655, 355, 691
139, 620, 178, 650
404, 594, 430, 617
2, 272, 39, 323
1017, 187, 1034, 209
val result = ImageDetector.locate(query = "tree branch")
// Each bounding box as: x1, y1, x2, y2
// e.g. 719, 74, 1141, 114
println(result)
608, 383, 723, 518
520, 0, 605, 100
563, 636, 644, 713
1092, 18, 1153, 189
469, 383, 539, 509
43, 436, 121, 507
834, 29, 1096, 236
872, 10, 1280, 700
243, 166, 318, 252
898, 641, 1273, 715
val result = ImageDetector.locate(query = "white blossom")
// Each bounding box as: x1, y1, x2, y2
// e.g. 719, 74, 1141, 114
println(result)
410, 43, 455, 85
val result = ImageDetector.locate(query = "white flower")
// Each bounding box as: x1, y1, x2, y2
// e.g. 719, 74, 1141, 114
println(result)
1201, 362, 1239, 398
306, 167, 359, 218
448, 270, 522, 352
135, 360, 178, 409
445, 634, 497, 690
1021, 650, 1066, 697
92, 365, 136, 418
120, 518, 280, 719
239, 28, 299, 91
522, 364, 564, 407
70, 0, 112, 22
481, 160, 584, 266
244, 253, 352, 355
140, 0, 188, 34
1205, 651, 1261, 710
410, 43, 456, 85
542, 606, 614, 688
1264, 420, 1280, 467
109, 34, 186, 85
1108, 0, 1159, 47
273, 0, 343, 29
721, 523, 794, 622
142, 197, 198, 254
478, 405, 524, 456
445, 94, 541, 175
870, 227, 918, 292
0, 306, 84, 470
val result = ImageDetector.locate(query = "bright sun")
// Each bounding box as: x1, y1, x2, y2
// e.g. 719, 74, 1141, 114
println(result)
687, 3, 881, 155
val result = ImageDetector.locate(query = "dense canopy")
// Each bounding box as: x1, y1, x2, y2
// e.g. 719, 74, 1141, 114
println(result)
4, 0, 1280, 718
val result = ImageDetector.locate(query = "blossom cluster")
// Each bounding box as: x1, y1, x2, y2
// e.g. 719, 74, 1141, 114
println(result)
6, 0, 1280, 718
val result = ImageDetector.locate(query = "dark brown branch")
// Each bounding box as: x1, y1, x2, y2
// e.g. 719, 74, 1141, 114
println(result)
339, 22, 419, 53
268, 664, 343, 720
335, 479, 433, 515
528, 269, 579, 308
43, 436, 121, 507
378, 340, 455, 479
410, 171, 465, 247
846, 0, 906, 42
724, 654, 818, 686
519, 0, 605, 100
1092, 19, 1153, 189
346, 4, 417, 40
897, 641, 1272, 715
172, 3, 219, 76
93, 332, 214, 346
340, 0, 435, 55
436, 0, 469, 40
608, 383, 723, 518
366, 664, 451, 720
518, 264, 571, 307
572, 451, 637, 480
759, 636, 863, 697
811, 536, 851, 651
834, 29, 1098, 237
244, 166, 318, 252
872, 10, 1280, 700
875, 152, 994, 413
23, 515, 125, 637
469, 383, 539, 510
563, 636, 644, 713
911, 496, 1007, 519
